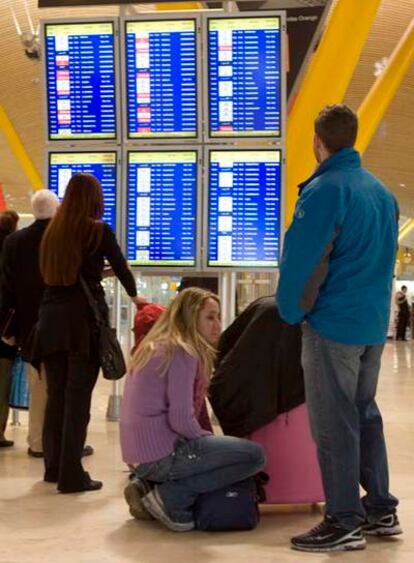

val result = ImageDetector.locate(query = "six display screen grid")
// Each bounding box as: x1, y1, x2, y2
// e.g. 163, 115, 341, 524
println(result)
43, 12, 285, 271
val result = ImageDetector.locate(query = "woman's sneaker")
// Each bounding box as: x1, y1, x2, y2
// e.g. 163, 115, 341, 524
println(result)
291, 517, 366, 552
141, 486, 194, 532
124, 481, 154, 521
362, 513, 402, 536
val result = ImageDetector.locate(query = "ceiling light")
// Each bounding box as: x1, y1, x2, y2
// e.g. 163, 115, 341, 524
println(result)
373, 57, 389, 77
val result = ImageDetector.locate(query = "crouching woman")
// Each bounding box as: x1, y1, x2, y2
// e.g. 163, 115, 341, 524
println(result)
120, 288, 265, 532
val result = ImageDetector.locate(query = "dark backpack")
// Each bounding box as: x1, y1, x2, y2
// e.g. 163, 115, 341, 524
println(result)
194, 474, 268, 532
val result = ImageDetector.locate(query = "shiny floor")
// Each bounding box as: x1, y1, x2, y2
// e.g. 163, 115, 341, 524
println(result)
1, 340, 413, 563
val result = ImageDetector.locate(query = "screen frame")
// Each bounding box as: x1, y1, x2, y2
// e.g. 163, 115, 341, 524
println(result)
41, 17, 121, 144
121, 14, 202, 144
203, 11, 286, 143
46, 147, 122, 238
123, 146, 202, 273
203, 144, 285, 272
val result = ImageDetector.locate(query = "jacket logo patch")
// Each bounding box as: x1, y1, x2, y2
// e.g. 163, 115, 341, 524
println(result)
295, 207, 305, 219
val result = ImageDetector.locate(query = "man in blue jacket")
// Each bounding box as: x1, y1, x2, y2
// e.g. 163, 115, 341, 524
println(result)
277, 105, 401, 552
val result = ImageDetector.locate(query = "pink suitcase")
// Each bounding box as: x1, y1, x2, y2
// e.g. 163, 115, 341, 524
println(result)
250, 403, 325, 504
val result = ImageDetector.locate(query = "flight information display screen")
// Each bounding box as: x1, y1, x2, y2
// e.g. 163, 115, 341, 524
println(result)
44, 21, 117, 141
125, 19, 198, 139
126, 151, 198, 267
207, 149, 282, 268
48, 151, 118, 231
207, 15, 282, 138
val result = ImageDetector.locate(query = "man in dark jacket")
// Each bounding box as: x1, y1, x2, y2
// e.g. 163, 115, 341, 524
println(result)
0, 190, 59, 456
209, 296, 305, 437
1, 190, 95, 459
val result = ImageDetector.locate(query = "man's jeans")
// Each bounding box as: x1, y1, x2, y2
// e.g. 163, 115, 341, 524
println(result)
134, 435, 266, 523
302, 324, 398, 529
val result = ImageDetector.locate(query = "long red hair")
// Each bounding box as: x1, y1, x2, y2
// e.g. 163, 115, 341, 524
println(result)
40, 173, 104, 285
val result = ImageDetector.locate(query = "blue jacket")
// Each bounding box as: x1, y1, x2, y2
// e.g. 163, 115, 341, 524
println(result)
276, 148, 399, 345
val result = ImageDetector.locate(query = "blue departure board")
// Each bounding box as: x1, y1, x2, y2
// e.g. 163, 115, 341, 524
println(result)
125, 19, 198, 139
48, 151, 118, 231
44, 21, 117, 141
207, 149, 282, 268
207, 15, 282, 138
126, 151, 198, 267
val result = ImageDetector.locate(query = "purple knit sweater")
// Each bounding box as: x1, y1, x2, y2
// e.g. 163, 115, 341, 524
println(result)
120, 345, 212, 464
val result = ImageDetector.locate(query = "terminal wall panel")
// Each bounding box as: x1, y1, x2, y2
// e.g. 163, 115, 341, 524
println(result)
204, 12, 286, 142
204, 146, 284, 271
42, 18, 120, 143
122, 15, 202, 143
124, 148, 201, 272
46, 148, 120, 235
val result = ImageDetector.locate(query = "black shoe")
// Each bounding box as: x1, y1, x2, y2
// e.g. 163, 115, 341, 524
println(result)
28, 448, 44, 458
0, 439, 14, 448
291, 518, 366, 552
362, 513, 402, 536
82, 445, 94, 457
59, 472, 102, 494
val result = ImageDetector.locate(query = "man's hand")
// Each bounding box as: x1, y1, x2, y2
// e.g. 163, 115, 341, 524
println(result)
2, 336, 16, 346
131, 296, 148, 310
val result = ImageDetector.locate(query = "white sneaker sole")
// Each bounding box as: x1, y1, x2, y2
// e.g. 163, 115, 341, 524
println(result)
364, 525, 403, 536
142, 490, 194, 532
292, 539, 367, 553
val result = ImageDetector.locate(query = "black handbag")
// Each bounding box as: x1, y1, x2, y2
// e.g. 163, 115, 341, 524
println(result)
80, 277, 127, 380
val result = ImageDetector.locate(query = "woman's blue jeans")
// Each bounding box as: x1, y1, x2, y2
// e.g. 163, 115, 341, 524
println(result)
134, 435, 266, 522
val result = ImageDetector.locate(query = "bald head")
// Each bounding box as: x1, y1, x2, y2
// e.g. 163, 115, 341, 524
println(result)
31, 190, 59, 220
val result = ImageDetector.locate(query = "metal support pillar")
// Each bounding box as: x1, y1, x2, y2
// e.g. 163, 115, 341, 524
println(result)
106, 279, 122, 422
219, 272, 237, 330
11, 409, 20, 426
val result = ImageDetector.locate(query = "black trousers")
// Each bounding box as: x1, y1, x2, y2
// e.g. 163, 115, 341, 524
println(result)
396, 312, 410, 340
42, 351, 99, 492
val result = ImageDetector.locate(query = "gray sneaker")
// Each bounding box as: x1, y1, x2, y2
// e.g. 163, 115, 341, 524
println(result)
124, 482, 154, 521
141, 487, 195, 532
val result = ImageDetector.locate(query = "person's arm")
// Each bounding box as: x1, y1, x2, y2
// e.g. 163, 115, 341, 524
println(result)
167, 347, 212, 439
276, 182, 343, 324
101, 224, 146, 306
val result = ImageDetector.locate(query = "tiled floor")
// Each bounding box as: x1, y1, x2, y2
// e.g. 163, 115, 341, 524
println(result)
0, 340, 413, 563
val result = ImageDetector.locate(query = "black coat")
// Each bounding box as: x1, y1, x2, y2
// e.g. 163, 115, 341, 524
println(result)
0, 219, 50, 360
209, 296, 305, 437
31, 223, 136, 362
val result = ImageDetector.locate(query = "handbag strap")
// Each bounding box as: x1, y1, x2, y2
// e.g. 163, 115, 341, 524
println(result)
80, 276, 105, 326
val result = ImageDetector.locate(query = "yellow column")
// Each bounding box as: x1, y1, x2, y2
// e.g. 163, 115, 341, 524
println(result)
356, 19, 414, 153
0, 104, 43, 191
398, 218, 414, 244
156, 2, 203, 10
285, 0, 381, 225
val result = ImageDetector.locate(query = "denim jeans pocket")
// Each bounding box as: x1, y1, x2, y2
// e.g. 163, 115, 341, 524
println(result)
135, 454, 175, 482
167, 437, 202, 480
326, 340, 364, 363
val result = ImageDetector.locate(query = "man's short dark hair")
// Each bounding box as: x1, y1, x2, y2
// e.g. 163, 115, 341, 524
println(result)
315, 104, 358, 154
402, 285, 408, 291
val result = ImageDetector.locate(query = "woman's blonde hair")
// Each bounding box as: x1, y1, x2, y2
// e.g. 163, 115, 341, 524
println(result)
129, 288, 220, 380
